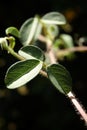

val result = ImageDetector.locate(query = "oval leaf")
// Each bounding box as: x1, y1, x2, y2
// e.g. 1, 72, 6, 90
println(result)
18, 45, 45, 61
41, 12, 66, 25
5, 59, 43, 89
60, 34, 74, 48
19, 17, 42, 46
47, 64, 72, 94
5, 27, 19, 38
45, 24, 59, 40
19, 18, 34, 45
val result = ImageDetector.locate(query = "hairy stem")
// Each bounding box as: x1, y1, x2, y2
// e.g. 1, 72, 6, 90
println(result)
67, 91, 87, 124
4, 35, 87, 125
38, 35, 87, 125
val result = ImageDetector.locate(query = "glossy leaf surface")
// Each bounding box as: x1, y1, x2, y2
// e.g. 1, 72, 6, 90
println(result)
18, 45, 45, 61
5, 59, 42, 89
47, 64, 72, 94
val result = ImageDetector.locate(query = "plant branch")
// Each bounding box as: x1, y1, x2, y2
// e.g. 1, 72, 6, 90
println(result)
38, 35, 57, 64
5, 46, 25, 60
57, 46, 87, 58
67, 91, 87, 125
3, 44, 48, 78
3, 35, 87, 125
39, 34, 87, 125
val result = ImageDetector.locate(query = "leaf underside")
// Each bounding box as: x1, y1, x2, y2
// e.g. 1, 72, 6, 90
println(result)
42, 12, 66, 25
19, 17, 42, 45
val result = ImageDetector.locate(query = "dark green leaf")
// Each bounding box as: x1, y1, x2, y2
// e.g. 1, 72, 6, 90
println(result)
18, 45, 45, 61
47, 64, 72, 94
5, 27, 19, 38
5, 59, 43, 89
42, 12, 66, 25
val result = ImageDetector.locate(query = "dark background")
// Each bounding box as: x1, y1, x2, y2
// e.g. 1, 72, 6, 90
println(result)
0, 0, 87, 130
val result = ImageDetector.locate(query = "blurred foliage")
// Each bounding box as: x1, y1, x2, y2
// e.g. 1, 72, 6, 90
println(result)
0, 0, 87, 130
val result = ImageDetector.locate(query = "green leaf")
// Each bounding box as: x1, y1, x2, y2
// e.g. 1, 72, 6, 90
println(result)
45, 24, 59, 40
19, 17, 42, 46
47, 64, 72, 94
8, 36, 15, 49
5, 27, 19, 38
41, 12, 66, 25
60, 34, 74, 48
18, 45, 45, 61
5, 59, 43, 89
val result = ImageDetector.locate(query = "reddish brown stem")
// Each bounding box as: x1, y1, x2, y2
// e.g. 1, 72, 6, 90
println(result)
67, 91, 87, 125
38, 35, 87, 125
